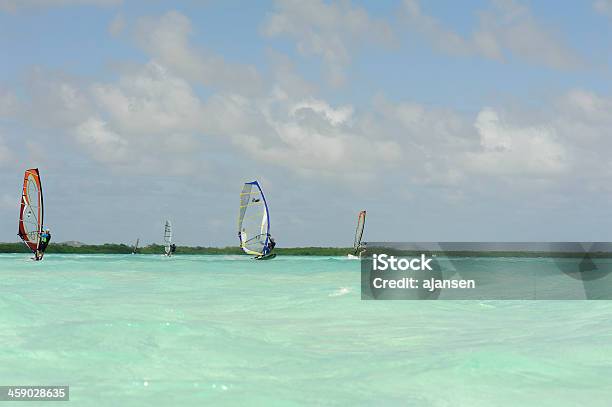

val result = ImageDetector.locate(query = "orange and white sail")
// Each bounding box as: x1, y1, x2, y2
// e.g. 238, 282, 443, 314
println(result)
18, 168, 44, 254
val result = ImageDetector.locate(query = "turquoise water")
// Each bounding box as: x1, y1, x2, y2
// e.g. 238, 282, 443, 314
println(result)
1, 254, 612, 406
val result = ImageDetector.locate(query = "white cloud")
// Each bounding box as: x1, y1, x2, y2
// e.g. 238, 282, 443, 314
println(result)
81, 63, 204, 174
0, 0, 121, 12
24, 71, 93, 128
402, 0, 584, 70
369, 96, 476, 186
594, 0, 612, 16
2, 9, 608, 189
196, 90, 401, 180
263, 0, 395, 86
10, 63, 206, 175
368, 89, 612, 186
291, 99, 353, 126
134, 11, 262, 95
551, 90, 612, 181
73, 118, 129, 164
266, 51, 318, 99
236, 96, 401, 179
0, 11, 399, 181
9, 66, 611, 188
467, 108, 567, 176
557, 89, 612, 124
42, 58, 402, 179
90, 62, 205, 138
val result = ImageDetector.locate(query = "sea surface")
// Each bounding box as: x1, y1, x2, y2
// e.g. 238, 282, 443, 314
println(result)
1, 254, 611, 406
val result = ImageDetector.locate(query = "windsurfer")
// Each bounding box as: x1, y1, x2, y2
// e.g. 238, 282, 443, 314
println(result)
170, 243, 176, 254
39, 228, 51, 250
357, 242, 367, 258
267, 236, 276, 253
35, 228, 51, 260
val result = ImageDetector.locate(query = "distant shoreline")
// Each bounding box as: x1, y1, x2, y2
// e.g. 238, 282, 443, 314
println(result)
0, 243, 353, 256
1, 243, 611, 257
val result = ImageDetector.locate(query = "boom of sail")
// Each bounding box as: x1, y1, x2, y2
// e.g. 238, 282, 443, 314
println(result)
238, 181, 271, 256
18, 168, 44, 256
353, 210, 366, 255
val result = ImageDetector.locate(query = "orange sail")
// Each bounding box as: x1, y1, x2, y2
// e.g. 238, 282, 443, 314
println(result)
18, 168, 44, 254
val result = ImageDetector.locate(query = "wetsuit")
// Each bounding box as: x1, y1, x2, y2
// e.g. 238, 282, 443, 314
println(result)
34, 231, 50, 260
267, 238, 276, 253
39, 232, 51, 252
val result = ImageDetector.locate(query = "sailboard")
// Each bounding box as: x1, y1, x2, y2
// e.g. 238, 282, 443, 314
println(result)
254, 253, 276, 260
163, 220, 172, 256
349, 210, 366, 258
238, 181, 274, 259
132, 238, 139, 254
18, 168, 44, 260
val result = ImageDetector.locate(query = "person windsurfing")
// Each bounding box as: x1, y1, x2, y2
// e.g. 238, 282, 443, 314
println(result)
357, 241, 366, 258
36, 228, 51, 260
170, 243, 177, 254
267, 236, 276, 254
254, 236, 276, 260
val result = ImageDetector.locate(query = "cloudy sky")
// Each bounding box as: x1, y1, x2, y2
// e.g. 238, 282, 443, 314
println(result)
1, 0, 612, 246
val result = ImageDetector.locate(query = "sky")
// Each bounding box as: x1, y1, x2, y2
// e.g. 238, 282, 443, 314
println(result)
1, 0, 612, 246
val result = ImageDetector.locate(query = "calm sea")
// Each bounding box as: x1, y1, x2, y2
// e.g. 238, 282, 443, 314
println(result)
1, 254, 611, 406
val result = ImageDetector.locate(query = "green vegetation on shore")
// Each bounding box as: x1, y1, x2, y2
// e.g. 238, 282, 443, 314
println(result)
2, 243, 608, 258
0, 243, 353, 256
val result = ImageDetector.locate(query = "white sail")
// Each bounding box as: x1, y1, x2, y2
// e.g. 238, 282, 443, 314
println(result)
353, 210, 366, 254
164, 220, 172, 256
238, 181, 271, 256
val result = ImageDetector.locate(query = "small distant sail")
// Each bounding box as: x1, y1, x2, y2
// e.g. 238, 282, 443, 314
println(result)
353, 210, 366, 255
238, 181, 271, 256
18, 168, 44, 257
164, 220, 172, 256
132, 238, 139, 254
